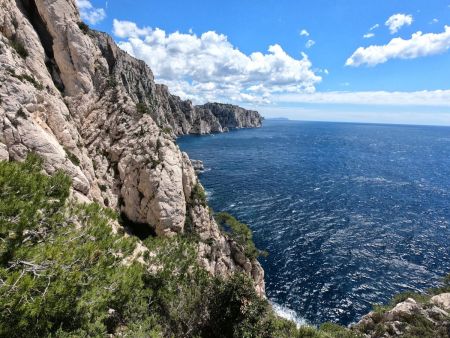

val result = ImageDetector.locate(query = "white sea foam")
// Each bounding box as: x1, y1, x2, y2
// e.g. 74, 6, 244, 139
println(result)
270, 301, 308, 328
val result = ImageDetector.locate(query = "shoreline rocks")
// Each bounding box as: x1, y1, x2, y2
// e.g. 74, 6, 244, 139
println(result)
190, 159, 205, 173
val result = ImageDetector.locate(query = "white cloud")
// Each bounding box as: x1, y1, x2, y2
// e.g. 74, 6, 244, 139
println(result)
76, 0, 106, 25
385, 13, 413, 34
274, 89, 450, 107
113, 19, 321, 104
431, 18, 439, 24
363, 24, 379, 38
305, 39, 315, 48
300, 29, 310, 37
346, 26, 450, 67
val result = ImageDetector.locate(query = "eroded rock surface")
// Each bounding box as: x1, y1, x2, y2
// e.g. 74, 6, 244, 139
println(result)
352, 296, 450, 337
0, 0, 264, 294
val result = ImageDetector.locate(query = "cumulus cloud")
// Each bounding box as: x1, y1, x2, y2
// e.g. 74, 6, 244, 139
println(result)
385, 13, 413, 34
76, 0, 106, 25
113, 19, 321, 104
300, 29, 310, 37
305, 39, 315, 48
346, 26, 450, 67
274, 89, 450, 106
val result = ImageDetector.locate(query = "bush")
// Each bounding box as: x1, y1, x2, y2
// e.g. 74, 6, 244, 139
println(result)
77, 21, 90, 34
136, 102, 151, 115
191, 183, 207, 206
0, 155, 163, 337
7, 69, 43, 90
64, 147, 80, 166
106, 75, 118, 88
9, 38, 28, 58
162, 127, 172, 134
215, 212, 263, 260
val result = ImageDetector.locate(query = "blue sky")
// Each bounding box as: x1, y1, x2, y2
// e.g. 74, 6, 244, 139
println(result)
79, 0, 450, 125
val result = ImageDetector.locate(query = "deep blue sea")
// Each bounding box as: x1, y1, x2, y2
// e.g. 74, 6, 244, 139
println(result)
177, 120, 450, 326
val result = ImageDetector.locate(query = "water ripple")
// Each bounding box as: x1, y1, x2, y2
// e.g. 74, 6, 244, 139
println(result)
179, 121, 450, 325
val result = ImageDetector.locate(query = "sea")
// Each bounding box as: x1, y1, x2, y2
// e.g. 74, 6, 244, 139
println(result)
177, 119, 450, 326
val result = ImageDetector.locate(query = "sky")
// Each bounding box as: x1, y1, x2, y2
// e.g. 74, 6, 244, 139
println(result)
78, 0, 450, 125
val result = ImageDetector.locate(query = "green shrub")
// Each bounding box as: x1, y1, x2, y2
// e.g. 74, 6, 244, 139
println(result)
389, 291, 431, 307
7, 69, 43, 90
9, 38, 28, 58
0, 155, 162, 337
215, 212, 263, 260
136, 102, 151, 114
162, 127, 172, 134
191, 183, 207, 206
151, 158, 161, 169
19, 73, 43, 90
64, 147, 80, 166
320, 322, 361, 338
106, 75, 118, 88
77, 21, 90, 34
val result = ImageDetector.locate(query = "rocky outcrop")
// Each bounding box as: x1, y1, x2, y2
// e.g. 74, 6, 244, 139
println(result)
198, 102, 263, 131
352, 295, 450, 337
0, 0, 264, 294
190, 159, 205, 173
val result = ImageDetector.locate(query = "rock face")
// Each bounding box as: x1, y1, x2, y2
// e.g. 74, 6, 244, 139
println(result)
352, 296, 450, 337
0, 0, 264, 295
199, 102, 263, 131
190, 159, 205, 173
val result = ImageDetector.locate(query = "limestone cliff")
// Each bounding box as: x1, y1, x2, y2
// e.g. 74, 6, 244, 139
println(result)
0, 0, 264, 294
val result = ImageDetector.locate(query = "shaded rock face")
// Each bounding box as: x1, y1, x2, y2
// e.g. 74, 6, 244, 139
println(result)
0, 0, 264, 294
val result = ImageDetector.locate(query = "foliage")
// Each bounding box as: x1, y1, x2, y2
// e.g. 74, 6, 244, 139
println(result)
9, 38, 28, 58
151, 158, 161, 169
215, 212, 265, 260
319, 322, 361, 338
355, 273, 450, 338
0, 155, 161, 337
389, 291, 431, 307
63, 147, 81, 166
7, 69, 43, 90
136, 102, 151, 115
77, 21, 90, 34
191, 183, 207, 207
0, 155, 359, 337
106, 75, 118, 88
162, 127, 172, 134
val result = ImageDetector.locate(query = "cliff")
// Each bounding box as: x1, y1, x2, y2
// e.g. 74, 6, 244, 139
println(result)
0, 0, 264, 294
2, 1, 448, 337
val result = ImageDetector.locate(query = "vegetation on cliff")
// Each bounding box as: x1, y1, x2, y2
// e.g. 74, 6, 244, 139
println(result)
215, 212, 267, 260
0, 155, 360, 337
351, 275, 450, 337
